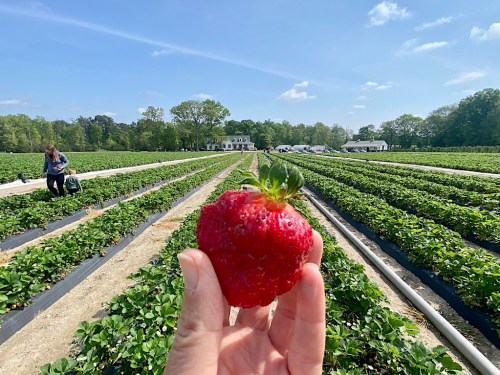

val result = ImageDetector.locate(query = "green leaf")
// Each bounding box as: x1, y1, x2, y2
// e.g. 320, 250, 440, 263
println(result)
286, 166, 304, 197
268, 162, 288, 190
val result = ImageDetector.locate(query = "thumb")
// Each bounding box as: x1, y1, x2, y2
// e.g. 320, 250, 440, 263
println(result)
165, 249, 223, 374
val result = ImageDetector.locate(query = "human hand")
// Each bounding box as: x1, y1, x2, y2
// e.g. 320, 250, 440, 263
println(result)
41, 173, 47, 178
55, 165, 62, 171
164, 230, 325, 375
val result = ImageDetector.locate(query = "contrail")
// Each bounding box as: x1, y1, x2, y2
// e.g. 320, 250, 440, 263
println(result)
0, 4, 303, 81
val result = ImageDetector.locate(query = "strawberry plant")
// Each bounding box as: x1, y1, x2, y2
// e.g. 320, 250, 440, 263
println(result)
42, 154, 462, 374
0, 155, 239, 320
272, 154, 500, 342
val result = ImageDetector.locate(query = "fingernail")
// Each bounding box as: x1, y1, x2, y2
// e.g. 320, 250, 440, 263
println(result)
178, 253, 199, 290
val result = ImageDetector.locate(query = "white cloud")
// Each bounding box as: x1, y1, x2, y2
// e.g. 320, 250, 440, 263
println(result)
470, 23, 500, 41
362, 81, 392, 90
444, 71, 486, 86
137, 107, 147, 114
151, 48, 175, 57
399, 39, 449, 54
293, 81, 309, 88
415, 17, 453, 31
375, 84, 392, 90
277, 84, 316, 101
193, 93, 213, 100
353, 105, 367, 109
0, 99, 22, 105
368, 1, 411, 26
102, 112, 116, 117
413, 41, 449, 53
356, 95, 368, 100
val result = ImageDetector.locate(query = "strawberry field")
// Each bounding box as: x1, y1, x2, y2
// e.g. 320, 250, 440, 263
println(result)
326, 152, 500, 174
0, 151, 499, 374
0, 151, 220, 183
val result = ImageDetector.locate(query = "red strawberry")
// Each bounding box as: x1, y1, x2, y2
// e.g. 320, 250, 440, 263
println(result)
196, 161, 314, 308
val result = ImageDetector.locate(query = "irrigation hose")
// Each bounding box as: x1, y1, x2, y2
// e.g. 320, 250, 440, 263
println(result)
303, 188, 500, 375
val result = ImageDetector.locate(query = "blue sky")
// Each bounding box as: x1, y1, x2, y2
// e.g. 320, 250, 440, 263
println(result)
0, 0, 499, 131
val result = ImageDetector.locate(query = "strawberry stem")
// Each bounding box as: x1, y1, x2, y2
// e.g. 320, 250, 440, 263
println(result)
239, 161, 304, 202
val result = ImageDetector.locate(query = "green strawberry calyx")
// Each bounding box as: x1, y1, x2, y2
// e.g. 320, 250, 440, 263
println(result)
239, 161, 304, 202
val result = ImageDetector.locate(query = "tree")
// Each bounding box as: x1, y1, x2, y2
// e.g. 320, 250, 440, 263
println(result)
137, 106, 166, 150
447, 88, 500, 146
379, 120, 398, 149
141, 106, 165, 122
393, 114, 424, 149
355, 124, 377, 141
424, 105, 456, 147
330, 124, 347, 149
0, 117, 18, 152
170, 100, 230, 150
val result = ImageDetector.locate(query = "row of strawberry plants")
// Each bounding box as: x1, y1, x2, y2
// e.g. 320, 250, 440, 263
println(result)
0, 155, 236, 241
38, 154, 254, 374
40, 154, 462, 374
0, 151, 221, 183
309, 155, 499, 211
323, 154, 500, 193
0, 156, 237, 323
326, 152, 500, 175
280, 154, 500, 246
272, 154, 500, 337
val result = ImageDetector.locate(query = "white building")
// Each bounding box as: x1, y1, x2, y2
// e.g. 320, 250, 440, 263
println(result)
310, 145, 327, 152
341, 140, 388, 152
207, 135, 255, 151
276, 145, 292, 151
291, 144, 311, 151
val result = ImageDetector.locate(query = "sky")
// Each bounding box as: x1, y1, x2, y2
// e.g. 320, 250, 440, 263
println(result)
0, 0, 499, 132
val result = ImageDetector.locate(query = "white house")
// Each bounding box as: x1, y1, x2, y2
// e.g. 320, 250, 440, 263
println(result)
341, 140, 388, 152
207, 135, 255, 151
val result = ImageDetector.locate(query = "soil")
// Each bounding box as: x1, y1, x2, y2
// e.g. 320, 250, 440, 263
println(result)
1, 154, 498, 374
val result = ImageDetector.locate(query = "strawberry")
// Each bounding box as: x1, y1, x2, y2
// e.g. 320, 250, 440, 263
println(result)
196, 161, 314, 308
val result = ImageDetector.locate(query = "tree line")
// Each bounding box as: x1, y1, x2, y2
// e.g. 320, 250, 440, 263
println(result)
0, 88, 498, 153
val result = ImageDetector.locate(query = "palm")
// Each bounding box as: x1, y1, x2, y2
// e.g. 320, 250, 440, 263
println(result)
219, 324, 289, 374
165, 230, 325, 375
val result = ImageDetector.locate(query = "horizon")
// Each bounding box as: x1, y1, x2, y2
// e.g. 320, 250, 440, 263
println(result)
0, 1, 499, 131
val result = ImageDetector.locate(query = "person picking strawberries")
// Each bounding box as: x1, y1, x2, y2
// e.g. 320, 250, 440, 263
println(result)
165, 162, 326, 374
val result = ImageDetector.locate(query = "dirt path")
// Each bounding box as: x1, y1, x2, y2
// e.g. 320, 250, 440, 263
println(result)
302, 192, 500, 374
0, 159, 243, 375
0, 153, 228, 198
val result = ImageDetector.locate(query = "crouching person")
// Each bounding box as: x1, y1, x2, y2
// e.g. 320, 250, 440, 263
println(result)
65, 169, 82, 195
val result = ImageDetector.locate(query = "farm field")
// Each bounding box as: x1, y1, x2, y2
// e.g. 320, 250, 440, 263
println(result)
0, 151, 222, 184
0, 151, 499, 374
325, 152, 500, 175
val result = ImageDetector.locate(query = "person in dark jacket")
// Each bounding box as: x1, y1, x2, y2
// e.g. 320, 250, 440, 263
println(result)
42, 144, 69, 197
65, 168, 82, 195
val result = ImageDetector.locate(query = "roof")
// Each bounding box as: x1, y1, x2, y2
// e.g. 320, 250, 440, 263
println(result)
341, 140, 387, 147
225, 135, 252, 143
